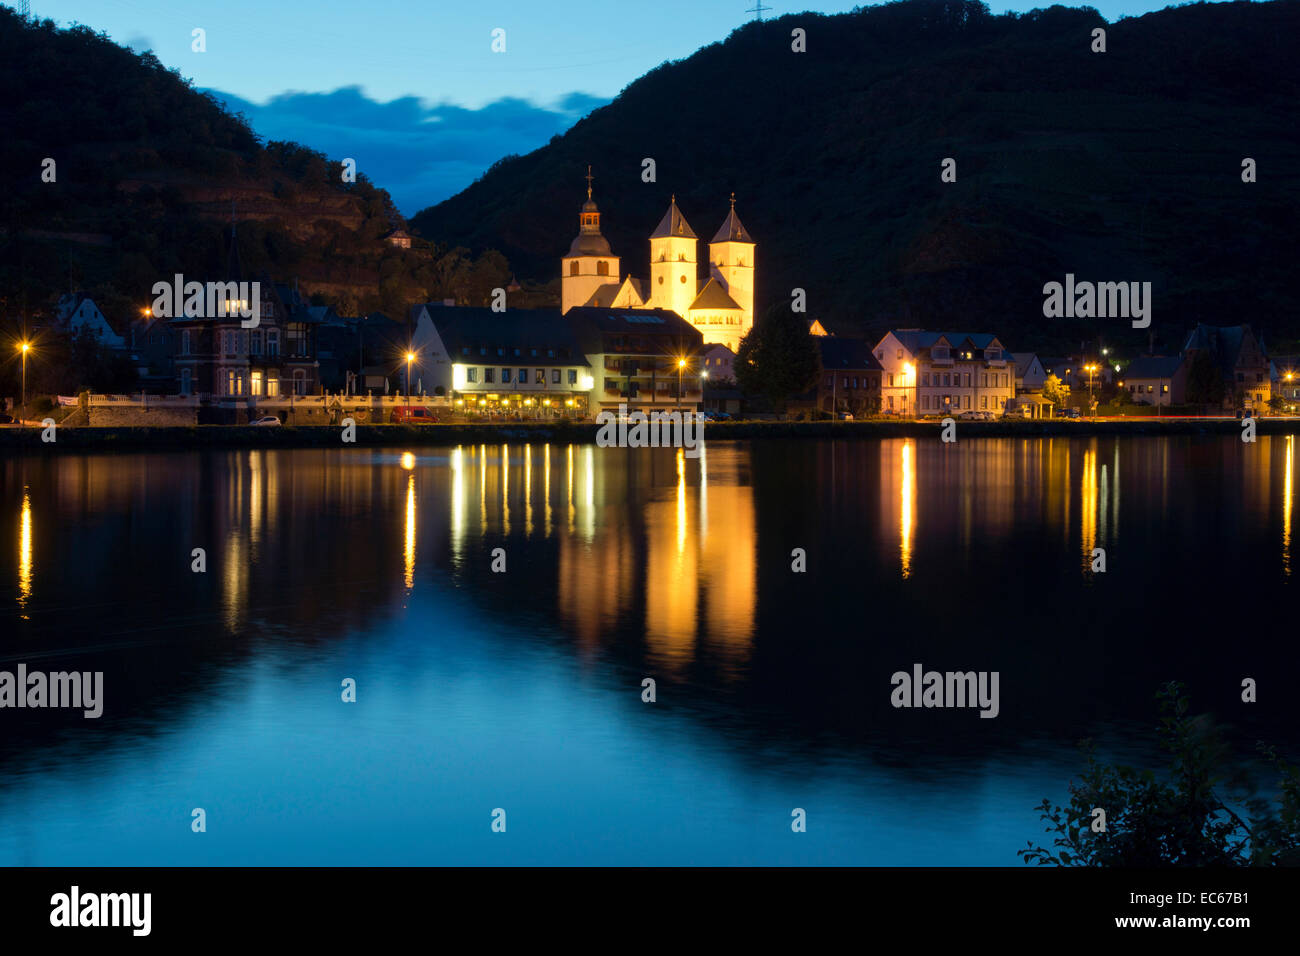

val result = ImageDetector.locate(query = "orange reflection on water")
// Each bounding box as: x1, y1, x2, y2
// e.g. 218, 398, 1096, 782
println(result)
17, 489, 32, 615
900, 440, 914, 579
404, 473, 416, 589
1285, 436, 1294, 577
1081, 441, 1098, 566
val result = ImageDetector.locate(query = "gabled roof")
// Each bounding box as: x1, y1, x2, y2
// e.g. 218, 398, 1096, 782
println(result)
563, 306, 703, 355
1182, 324, 1265, 376
1012, 352, 1042, 376
581, 282, 621, 308
885, 329, 1004, 356
1124, 355, 1184, 380
688, 277, 742, 311
608, 277, 646, 308
819, 337, 882, 371
414, 305, 589, 365
711, 206, 753, 243
650, 198, 697, 240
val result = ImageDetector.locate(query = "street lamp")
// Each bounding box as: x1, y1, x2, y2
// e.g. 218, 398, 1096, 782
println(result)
903, 362, 915, 419
1085, 363, 1098, 416
677, 357, 687, 413
18, 341, 31, 414
405, 351, 415, 407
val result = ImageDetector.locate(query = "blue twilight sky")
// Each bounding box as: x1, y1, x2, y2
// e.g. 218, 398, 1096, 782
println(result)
26, 0, 1203, 213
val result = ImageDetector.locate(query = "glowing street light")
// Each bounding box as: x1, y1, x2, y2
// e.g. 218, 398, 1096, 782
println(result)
18, 341, 31, 413
405, 350, 415, 407
677, 357, 688, 413
1085, 363, 1099, 416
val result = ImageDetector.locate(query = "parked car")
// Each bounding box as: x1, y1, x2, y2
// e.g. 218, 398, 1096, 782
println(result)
250, 416, 281, 426
391, 406, 439, 424
1061, 407, 1081, 419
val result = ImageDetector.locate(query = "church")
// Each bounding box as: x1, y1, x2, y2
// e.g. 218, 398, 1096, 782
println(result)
560, 169, 755, 353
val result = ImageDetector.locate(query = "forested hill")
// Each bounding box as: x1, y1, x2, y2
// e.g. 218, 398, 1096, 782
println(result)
0, 8, 513, 324
410, 0, 1300, 353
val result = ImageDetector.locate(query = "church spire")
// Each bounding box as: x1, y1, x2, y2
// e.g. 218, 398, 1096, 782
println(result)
586, 164, 593, 200
711, 194, 753, 244
651, 194, 697, 239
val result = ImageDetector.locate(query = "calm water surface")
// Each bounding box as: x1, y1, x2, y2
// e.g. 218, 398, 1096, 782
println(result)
0, 436, 1295, 865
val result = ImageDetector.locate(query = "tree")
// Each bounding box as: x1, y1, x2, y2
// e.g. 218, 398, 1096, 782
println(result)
1185, 350, 1225, 407
1041, 372, 1068, 408
734, 305, 820, 414
1020, 683, 1300, 867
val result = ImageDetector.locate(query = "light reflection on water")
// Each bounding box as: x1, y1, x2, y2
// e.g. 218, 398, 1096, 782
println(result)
0, 436, 1295, 865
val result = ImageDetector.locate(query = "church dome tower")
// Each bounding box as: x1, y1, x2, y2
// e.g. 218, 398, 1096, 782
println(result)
648, 195, 698, 319
561, 166, 620, 313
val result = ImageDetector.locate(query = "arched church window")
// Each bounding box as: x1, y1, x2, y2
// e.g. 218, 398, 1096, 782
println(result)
597, 261, 609, 276
570, 261, 579, 276
658, 276, 664, 285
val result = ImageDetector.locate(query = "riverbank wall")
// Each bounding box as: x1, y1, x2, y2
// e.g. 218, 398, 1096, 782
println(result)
2, 417, 1297, 452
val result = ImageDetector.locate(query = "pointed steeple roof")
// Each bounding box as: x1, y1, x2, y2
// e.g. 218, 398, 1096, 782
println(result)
651, 195, 697, 239
711, 193, 753, 243
689, 277, 742, 311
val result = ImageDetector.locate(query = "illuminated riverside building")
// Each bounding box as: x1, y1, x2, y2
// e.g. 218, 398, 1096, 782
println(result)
409, 306, 594, 416
409, 303, 704, 418
873, 330, 1015, 418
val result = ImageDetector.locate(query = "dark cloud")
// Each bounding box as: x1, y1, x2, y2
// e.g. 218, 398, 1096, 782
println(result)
209, 86, 608, 216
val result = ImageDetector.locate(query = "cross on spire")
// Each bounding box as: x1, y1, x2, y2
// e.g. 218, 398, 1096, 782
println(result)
747, 1, 771, 21
730, 192, 736, 210
585, 165, 593, 199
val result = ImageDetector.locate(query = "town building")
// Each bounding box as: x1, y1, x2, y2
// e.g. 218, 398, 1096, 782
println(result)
1122, 355, 1187, 406
409, 305, 594, 415
169, 241, 321, 399
801, 337, 882, 417
560, 169, 755, 352
873, 330, 1016, 417
54, 294, 125, 349
381, 228, 412, 249
1271, 355, 1300, 410
1182, 324, 1270, 413
563, 306, 704, 416
1010, 352, 1053, 418
702, 344, 737, 383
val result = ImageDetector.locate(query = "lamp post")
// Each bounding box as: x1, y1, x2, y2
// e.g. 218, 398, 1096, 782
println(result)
1086, 363, 1098, 417
677, 358, 686, 413
406, 351, 415, 409
903, 362, 915, 420
19, 341, 30, 415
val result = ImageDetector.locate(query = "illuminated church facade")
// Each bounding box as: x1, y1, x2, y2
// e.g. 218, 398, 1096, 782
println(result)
560, 169, 755, 353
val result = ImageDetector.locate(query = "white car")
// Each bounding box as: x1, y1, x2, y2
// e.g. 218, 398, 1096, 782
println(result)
250, 416, 281, 426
